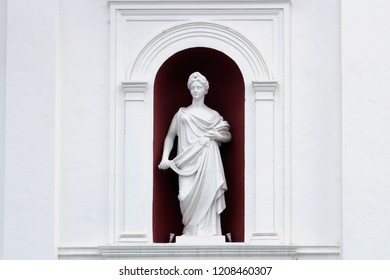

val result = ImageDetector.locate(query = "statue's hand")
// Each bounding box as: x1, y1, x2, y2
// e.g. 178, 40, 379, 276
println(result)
158, 160, 171, 170
199, 136, 211, 146
205, 129, 221, 141
205, 128, 231, 143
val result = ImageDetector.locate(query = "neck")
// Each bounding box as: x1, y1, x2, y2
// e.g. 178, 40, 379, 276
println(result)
191, 98, 205, 108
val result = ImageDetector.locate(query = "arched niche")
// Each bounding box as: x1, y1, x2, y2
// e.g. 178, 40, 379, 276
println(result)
113, 18, 285, 247
153, 47, 245, 243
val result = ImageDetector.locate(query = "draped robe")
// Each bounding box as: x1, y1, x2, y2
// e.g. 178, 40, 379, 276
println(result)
168, 108, 229, 236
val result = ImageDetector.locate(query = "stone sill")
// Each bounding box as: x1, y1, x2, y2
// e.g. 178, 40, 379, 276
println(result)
58, 244, 340, 260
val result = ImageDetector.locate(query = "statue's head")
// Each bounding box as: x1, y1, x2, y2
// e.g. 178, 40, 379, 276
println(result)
187, 72, 209, 95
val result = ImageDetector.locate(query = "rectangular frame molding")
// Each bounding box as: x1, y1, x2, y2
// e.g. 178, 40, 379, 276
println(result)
106, 0, 293, 257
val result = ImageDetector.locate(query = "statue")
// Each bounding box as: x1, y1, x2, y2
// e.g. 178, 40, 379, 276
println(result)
158, 72, 232, 236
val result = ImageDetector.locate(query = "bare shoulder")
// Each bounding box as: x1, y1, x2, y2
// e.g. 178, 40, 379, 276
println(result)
173, 107, 184, 118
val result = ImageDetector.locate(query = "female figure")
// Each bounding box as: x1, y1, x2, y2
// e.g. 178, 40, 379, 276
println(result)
158, 72, 231, 236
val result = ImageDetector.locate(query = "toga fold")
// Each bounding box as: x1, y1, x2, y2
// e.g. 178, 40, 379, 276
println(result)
168, 107, 230, 236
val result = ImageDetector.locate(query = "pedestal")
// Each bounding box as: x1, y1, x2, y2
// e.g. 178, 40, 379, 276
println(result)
175, 236, 226, 245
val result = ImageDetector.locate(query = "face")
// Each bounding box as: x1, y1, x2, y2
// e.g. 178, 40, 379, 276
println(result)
189, 81, 207, 99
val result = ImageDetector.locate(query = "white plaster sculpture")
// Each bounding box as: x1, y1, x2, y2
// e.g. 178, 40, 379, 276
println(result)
158, 72, 232, 236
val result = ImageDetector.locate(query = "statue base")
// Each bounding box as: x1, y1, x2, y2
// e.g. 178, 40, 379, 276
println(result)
175, 235, 226, 245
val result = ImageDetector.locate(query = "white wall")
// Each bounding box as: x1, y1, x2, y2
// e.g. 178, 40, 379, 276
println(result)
58, 0, 343, 249
9, 0, 390, 259
2, 0, 60, 259
290, 0, 342, 245
342, 0, 390, 259
0, 0, 7, 259
59, 0, 110, 246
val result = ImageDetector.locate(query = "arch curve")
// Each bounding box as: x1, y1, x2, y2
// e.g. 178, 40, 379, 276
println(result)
128, 22, 272, 81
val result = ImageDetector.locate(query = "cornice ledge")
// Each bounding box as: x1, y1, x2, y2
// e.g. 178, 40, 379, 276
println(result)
253, 80, 277, 87
121, 81, 148, 93
252, 80, 278, 93
58, 244, 340, 260
108, 0, 291, 4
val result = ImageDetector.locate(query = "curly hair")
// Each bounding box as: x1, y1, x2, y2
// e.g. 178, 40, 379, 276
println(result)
187, 72, 209, 94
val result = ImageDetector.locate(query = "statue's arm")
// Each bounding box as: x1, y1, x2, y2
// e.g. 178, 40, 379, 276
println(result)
210, 130, 231, 143
207, 112, 232, 143
158, 113, 178, 170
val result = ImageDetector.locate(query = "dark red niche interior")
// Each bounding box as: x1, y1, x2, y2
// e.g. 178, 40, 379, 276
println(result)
153, 47, 244, 243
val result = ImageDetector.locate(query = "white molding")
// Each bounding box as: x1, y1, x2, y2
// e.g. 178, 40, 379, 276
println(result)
108, 1, 292, 6
108, 0, 290, 248
122, 81, 148, 91
122, 81, 147, 101
253, 81, 278, 93
129, 21, 272, 81
58, 247, 104, 260
251, 81, 279, 244
118, 233, 149, 243
116, 81, 151, 243
119, 9, 284, 18
253, 81, 277, 100
58, 245, 339, 260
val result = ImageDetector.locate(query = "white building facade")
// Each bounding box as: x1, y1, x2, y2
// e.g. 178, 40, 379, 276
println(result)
0, 0, 389, 259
